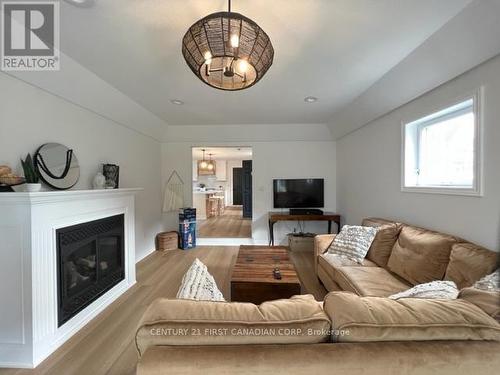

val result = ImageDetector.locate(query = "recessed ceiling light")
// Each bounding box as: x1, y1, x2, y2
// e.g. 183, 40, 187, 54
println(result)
170, 99, 184, 105
304, 96, 318, 103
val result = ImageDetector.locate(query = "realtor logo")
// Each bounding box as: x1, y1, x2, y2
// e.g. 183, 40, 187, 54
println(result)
1, 1, 60, 71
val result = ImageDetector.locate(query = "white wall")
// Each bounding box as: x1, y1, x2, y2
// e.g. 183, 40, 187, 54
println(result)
165, 123, 333, 142
162, 139, 336, 244
0, 73, 163, 261
336, 55, 500, 251
328, 0, 500, 139
7, 50, 166, 140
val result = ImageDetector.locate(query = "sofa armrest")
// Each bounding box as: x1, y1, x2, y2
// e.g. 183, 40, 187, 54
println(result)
323, 292, 500, 343
314, 234, 335, 273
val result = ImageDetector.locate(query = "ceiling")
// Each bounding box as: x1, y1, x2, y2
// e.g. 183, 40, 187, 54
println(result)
192, 147, 252, 160
60, 0, 472, 126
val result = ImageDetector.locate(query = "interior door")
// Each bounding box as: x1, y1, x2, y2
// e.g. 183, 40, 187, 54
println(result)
242, 160, 252, 218
232, 168, 243, 205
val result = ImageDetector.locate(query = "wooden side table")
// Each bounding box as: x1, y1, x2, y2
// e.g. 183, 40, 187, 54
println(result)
268, 211, 341, 245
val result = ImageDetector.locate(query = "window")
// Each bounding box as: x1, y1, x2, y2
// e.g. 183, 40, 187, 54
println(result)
402, 94, 482, 196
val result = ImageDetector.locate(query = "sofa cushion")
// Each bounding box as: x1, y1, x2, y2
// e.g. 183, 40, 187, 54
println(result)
323, 292, 500, 343
317, 262, 342, 291
135, 294, 331, 355
387, 225, 457, 285
333, 266, 411, 297
444, 243, 498, 289
459, 287, 500, 322
137, 341, 500, 375
318, 253, 377, 278
362, 218, 401, 267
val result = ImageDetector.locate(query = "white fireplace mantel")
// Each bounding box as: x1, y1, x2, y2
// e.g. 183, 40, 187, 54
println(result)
0, 188, 141, 368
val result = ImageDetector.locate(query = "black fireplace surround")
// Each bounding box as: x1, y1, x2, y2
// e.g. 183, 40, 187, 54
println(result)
56, 214, 125, 326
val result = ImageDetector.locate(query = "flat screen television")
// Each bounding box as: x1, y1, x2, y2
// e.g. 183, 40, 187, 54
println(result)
273, 179, 324, 208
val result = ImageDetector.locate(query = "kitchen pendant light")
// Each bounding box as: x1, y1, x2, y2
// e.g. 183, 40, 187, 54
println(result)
199, 149, 208, 169
182, 0, 274, 91
207, 153, 215, 171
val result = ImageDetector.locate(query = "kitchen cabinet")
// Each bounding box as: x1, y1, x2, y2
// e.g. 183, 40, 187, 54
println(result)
215, 160, 226, 181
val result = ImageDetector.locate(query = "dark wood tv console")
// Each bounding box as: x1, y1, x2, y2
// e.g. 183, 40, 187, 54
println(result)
268, 211, 341, 246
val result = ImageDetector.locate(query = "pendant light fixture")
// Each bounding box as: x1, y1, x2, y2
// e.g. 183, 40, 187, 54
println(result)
199, 149, 208, 169
207, 153, 215, 171
182, 0, 274, 91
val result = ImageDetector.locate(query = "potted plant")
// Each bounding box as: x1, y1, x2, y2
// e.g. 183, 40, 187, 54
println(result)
21, 153, 41, 192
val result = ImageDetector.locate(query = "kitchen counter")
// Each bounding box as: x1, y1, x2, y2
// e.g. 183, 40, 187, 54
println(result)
193, 190, 224, 194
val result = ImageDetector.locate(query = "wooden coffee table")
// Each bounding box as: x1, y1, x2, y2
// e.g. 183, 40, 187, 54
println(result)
230, 245, 302, 304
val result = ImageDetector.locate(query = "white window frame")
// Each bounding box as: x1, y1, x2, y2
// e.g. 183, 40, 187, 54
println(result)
401, 88, 483, 197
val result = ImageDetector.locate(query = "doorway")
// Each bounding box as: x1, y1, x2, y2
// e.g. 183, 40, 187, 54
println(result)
192, 147, 253, 239
232, 168, 243, 205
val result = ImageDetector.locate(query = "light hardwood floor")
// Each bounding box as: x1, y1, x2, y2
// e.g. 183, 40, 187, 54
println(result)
198, 206, 252, 238
0, 246, 326, 375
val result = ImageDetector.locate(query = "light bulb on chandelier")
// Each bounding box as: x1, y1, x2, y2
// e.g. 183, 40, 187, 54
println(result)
230, 34, 239, 48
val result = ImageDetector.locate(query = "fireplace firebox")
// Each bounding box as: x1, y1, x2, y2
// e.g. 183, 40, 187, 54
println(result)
56, 214, 125, 326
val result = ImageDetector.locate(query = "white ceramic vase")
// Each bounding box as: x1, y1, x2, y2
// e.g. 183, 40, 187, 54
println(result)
93, 172, 106, 189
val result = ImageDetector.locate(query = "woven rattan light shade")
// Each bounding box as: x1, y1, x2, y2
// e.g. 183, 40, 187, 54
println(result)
182, 8, 274, 91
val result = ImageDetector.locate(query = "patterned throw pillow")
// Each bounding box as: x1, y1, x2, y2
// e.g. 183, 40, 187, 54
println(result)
327, 225, 378, 264
177, 258, 225, 301
389, 281, 459, 300
474, 269, 500, 292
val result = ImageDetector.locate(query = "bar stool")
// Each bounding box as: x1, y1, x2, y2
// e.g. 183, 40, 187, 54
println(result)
217, 196, 225, 215
206, 197, 219, 218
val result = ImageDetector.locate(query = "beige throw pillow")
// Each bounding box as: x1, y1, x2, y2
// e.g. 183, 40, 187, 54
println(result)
327, 225, 378, 264
176, 258, 225, 301
474, 269, 500, 292
389, 281, 459, 300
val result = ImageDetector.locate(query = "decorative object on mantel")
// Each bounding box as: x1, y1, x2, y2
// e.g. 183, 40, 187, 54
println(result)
34, 143, 80, 190
0, 165, 11, 176
93, 171, 106, 189
21, 153, 42, 192
156, 231, 179, 252
182, 0, 274, 91
163, 170, 185, 212
103, 163, 120, 189
0, 164, 25, 192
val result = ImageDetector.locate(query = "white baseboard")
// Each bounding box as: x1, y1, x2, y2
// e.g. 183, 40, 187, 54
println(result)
196, 238, 268, 246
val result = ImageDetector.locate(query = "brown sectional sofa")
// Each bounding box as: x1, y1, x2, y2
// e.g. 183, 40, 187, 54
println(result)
315, 217, 498, 297
135, 218, 500, 374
